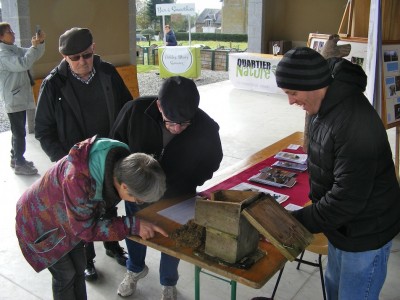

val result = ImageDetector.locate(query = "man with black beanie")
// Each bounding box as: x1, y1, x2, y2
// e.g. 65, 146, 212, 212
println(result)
110, 76, 223, 300
270, 47, 400, 300
35, 27, 133, 281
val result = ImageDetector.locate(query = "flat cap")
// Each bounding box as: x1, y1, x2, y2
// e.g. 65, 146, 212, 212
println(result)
59, 27, 93, 55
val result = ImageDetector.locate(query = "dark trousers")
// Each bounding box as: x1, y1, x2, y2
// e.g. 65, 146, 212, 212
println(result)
85, 240, 122, 261
7, 110, 27, 164
48, 241, 87, 300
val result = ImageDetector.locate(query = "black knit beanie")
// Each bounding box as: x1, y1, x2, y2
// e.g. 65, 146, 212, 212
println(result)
158, 76, 200, 122
275, 47, 333, 91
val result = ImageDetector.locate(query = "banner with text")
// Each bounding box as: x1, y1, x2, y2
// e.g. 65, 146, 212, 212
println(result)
229, 53, 284, 95
156, 3, 196, 16
158, 46, 201, 79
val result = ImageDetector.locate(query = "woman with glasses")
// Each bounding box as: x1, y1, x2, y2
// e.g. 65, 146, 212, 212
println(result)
0, 22, 45, 175
16, 136, 167, 300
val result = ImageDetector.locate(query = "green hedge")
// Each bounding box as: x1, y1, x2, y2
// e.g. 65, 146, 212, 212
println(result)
175, 32, 247, 42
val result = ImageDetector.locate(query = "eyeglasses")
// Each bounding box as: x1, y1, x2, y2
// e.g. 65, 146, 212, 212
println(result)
4, 30, 15, 35
68, 52, 93, 61
163, 119, 191, 127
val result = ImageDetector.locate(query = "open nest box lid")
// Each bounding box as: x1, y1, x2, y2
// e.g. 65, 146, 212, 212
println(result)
242, 192, 314, 261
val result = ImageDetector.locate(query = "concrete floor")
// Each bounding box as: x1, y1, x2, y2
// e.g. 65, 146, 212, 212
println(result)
1, 80, 399, 300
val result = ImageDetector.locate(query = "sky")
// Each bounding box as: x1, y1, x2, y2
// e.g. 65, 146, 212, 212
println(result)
175, 0, 222, 13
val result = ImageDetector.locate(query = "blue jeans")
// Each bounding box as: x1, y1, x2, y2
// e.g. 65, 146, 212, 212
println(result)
125, 201, 180, 286
48, 241, 87, 300
325, 240, 392, 300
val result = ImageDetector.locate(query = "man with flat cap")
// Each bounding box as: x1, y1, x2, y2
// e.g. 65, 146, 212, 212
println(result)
110, 76, 223, 300
35, 27, 133, 281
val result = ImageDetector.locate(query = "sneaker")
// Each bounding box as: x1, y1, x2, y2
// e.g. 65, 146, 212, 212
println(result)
85, 260, 98, 281
10, 158, 34, 168
117, 265, 149, 297
106, 245, 128, 266
161, 285, 177, 300
14, 162, 38, 175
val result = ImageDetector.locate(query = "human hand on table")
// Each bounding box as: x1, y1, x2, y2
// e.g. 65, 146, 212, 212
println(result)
139, 219, 168, 240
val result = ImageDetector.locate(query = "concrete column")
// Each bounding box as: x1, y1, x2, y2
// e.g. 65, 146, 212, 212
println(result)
247, 0, 264, 53
128, 0, 137, 65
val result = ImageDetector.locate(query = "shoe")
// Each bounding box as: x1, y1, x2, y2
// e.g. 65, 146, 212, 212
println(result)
106, 245, 128, 266
117, 265, 149, 297
85, 260, 98, 281
10, 158, 35, 168
14, 161, 38, 175
161, 285, 177, 300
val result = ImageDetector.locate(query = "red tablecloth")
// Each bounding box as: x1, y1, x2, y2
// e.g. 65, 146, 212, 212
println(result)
200, 147, 310, 207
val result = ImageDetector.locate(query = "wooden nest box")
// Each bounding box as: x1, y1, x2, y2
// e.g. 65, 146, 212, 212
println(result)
195, 190, 260, 263
195, 190, 314, 264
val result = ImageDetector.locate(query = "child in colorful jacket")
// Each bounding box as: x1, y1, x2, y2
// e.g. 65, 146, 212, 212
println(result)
15, 136, 167, 300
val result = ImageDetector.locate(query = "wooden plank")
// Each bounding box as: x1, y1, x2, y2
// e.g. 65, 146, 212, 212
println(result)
382, 0, 400, 40
243, 194, 314, 261
338, 0, 350, 37
32, 78, 43, 105
195, 200, 242, 235
116, 64, 140, 99
195, 190, 261, 235
204, 225, 259, 263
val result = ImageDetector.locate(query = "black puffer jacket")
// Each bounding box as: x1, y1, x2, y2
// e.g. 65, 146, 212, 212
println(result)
292, 59, 400, 252
35, 55, 132, 162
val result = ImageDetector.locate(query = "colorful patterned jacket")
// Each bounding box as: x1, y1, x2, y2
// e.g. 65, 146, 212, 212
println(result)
15, 137, 140, 272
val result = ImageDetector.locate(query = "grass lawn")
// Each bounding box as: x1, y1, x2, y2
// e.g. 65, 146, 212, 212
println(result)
137, 64, 159, 73
137, 40, 247, 51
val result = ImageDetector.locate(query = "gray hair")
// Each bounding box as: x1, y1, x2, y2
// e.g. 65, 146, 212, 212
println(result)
114, 153, 166, 203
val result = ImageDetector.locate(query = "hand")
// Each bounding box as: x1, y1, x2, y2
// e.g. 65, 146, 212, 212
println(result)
31, 30, 46, 47
138, 219, 168, 240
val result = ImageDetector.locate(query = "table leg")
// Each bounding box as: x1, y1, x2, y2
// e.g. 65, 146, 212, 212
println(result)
230, 280, 237, 300
194, 265, 237, 300
195, 265, 201, 300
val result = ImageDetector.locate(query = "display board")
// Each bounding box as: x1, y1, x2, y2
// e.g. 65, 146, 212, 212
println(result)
382, 43, 400, 127
158, 46, 201, 79
308, 33, 400, 129
228, 52, 285, 95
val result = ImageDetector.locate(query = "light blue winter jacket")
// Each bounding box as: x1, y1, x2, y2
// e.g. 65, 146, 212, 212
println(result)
0, 42, 45, 113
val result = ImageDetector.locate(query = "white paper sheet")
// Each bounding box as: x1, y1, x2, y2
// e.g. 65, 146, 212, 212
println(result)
284, 203, 303, 211
157, 197, 196, 225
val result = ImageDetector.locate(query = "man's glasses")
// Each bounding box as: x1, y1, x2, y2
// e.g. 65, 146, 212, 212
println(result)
163, 119, 191, 127
68, 52, 93, 61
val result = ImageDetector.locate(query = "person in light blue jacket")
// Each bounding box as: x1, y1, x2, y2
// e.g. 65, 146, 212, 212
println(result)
0, 22, 45, 175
